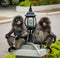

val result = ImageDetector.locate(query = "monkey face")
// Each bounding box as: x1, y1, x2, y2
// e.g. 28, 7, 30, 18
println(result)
39, 17, 50, 27
13, 16, 23, 26
14, 18, 21, 25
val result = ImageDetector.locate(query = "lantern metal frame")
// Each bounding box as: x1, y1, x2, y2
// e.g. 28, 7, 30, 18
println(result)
25, 5, 37, 30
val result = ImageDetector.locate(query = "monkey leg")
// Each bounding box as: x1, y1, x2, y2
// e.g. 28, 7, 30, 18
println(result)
7, 39, 13, 47
44, 34, 54, 53
15, 38, 25, 49
37, 31, 44, 43
7, 36, 16, 52
46, 39, 52, 53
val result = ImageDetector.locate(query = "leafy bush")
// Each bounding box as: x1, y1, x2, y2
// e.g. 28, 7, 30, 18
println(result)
19, 0, 31, 6
6, 54, 16, 58
29, 0, 40, 6
39, 0, 47, 5
19, 0, 60, 6
12, 0, 19, 5
48, 39, 60, 58
39, 0, 60, 5
56, 0, 60, 4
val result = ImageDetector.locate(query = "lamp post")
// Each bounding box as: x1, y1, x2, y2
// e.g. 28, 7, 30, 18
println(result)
25, 5, 37, 42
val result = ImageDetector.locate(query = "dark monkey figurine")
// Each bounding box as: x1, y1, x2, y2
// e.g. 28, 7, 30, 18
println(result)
5, 16, 29, 52
32, 17, 56, 53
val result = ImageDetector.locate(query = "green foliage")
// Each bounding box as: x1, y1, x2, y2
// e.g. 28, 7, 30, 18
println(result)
19, 0, 60, 6
29, 0, 40, 6
12, 0, 19, 5
56, 0, 60, 4
46, 0, 58, 5
39, 0, 60, 5
19, 0, 31, 7
39, 0, 47, 5
6, 54, 16, 58
48, 39, 60, 58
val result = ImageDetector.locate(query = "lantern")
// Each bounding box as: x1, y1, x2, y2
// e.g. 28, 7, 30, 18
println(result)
25, 5, 37, 30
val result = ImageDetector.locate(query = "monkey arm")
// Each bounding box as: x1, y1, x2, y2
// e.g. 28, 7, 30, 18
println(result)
53, 35, 56, 43
5, 28, 14, 39
52, 33, 56, 43
21, 31, 29, 37
15, 24, 29, 40
49, 32, 56, 43
8, 28, 14, 35
21, 24, 29, 37
15, 31, 29, 40
35, 24, 42, 31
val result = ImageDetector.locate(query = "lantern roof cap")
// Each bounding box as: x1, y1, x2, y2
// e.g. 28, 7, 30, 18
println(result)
25, 5, 36, 17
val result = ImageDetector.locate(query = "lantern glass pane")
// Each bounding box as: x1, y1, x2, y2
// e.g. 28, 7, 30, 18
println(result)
28, 17, 33, 27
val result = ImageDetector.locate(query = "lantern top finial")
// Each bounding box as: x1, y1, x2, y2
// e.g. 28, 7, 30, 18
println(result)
29, 5, 32, 12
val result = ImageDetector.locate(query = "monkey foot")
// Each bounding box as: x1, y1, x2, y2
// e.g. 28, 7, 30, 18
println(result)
8, 47, 16, 52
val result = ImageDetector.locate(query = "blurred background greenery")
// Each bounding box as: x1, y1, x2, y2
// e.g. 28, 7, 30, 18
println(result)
19, 0, 60, 6
0, 0, 60, 7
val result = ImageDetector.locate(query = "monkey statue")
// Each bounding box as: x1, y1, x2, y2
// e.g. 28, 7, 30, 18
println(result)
32, 17, 56, 53
5, 16, 29, 52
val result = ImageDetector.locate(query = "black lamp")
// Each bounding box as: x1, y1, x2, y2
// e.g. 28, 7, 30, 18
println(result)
25, 5, 37, 42
25, 5, 37, 30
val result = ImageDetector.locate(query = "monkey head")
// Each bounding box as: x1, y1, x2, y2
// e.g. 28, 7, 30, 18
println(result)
12, 16, 23, 26
39, 17, 51, 28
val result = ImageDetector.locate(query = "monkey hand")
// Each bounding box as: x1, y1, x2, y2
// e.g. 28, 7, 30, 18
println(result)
50, 33, 56, 43
46, 46, 52, 53
15, 36, 19, 40
53, 35, 56, 43
49, 33, 56, 43
15, 35, 20, 40
5, 34, 10, 39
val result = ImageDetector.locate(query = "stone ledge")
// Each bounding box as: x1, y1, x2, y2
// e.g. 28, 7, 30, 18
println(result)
16, 4, 60, 12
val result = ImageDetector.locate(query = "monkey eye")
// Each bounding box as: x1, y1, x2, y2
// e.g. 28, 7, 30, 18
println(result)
15, 19, 18, 22
15, 18, 20, 21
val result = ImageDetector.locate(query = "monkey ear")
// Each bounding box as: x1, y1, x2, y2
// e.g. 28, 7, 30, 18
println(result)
39, 20, 43, 26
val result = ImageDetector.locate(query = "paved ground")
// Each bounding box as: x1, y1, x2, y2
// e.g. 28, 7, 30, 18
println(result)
0, 16, 11, 21
0, 38, 9, 58
0, 6, 60, 58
